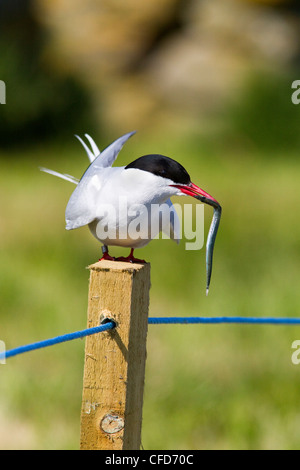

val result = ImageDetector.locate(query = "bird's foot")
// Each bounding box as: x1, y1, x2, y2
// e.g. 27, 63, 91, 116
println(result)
115, 255, 146, 264
115, 248, 146, 264
99, 252, 115, 261
99, 245, 115, 261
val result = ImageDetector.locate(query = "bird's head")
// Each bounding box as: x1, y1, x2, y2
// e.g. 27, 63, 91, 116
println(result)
125, 154, 220, 209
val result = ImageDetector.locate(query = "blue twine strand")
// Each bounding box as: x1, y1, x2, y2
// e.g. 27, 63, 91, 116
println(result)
2, 316, 300, 360
148, 316, 300, 325
1, 321, 115, 360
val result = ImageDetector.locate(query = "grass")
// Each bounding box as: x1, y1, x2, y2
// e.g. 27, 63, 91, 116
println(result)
0, 133, 300, 449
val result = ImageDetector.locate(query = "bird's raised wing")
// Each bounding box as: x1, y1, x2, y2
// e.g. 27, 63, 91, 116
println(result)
75, 131, 136, 167
65, 132, 136, 230
80, 130, 136, 178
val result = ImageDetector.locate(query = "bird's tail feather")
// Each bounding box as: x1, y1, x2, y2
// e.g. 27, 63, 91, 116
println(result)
74, 134, 100, 163
39, 167, 79, 185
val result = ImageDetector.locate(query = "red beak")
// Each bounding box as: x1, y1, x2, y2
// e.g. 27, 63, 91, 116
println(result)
171, 182, 220, 208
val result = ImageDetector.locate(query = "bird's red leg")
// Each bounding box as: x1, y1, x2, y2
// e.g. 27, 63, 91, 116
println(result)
99, 245, 115, 261
116, 248, 146, 264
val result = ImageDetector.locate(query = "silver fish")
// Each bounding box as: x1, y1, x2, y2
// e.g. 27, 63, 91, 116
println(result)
205, 204, 222, 295
194, 195, 222, 295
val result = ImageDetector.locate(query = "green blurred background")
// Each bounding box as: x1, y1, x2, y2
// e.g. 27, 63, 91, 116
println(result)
1, 0, 300, 449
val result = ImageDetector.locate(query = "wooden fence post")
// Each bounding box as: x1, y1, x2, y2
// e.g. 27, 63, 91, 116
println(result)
80, 260, 150, 450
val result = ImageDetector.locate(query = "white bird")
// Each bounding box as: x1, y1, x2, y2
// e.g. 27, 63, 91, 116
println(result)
40, 131, 221, 293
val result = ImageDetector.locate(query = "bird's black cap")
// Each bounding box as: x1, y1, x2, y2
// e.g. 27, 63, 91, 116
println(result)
125, 154, 191, 185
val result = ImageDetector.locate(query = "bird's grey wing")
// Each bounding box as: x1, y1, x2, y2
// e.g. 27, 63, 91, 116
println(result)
66, 132, 136, 230
160, 198, 180, 244
81, 131, 136, 177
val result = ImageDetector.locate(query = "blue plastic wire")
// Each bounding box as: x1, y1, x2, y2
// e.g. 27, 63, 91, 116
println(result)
2, 316, 300, 360
0, 321, 115, 360
148, 316, 300, 325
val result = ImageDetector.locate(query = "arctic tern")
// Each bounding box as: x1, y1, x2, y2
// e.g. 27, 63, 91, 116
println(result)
40, 131, 221, 294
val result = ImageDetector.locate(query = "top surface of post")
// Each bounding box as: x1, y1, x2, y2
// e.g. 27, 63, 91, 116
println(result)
88, 260, 150, 273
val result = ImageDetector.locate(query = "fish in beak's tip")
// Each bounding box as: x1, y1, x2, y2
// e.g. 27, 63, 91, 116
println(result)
206, 288, 209, 297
